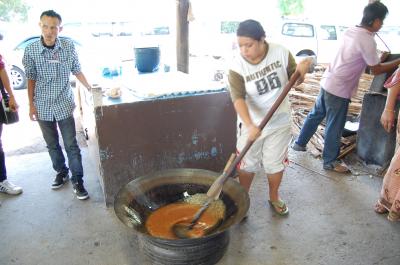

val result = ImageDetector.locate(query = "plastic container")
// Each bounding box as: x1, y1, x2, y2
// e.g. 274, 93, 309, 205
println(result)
134, 47, 160, 73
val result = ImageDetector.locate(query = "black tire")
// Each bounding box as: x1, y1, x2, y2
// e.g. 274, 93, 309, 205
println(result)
139, 231, 230, 265
10, 66, 27, 90
214, 71, 224, 81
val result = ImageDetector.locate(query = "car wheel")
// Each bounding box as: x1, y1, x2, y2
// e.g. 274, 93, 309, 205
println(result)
10, 66, 27, 90
214, 70, 224, 81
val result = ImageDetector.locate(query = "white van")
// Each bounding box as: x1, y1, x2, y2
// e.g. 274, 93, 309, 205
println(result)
269, 19, 348, 64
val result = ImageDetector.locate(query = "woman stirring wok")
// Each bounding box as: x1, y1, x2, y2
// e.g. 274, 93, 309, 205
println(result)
375, 66, 400, 222
227, 20, 311, 216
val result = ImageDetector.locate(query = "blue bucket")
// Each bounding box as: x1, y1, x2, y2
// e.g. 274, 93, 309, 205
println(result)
134, 47, 160, 73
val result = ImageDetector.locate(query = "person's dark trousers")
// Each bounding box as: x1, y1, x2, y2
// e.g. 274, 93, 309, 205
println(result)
295, 87, 350, 166
38, 116, 84, 184
0, 123, 6, 182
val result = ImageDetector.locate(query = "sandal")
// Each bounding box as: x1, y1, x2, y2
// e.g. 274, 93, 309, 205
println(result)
240, 214, 249, 223
323, 161, 350, 173
374, 201, 389, 214
268, 199, 289, 216
388, 211, 400, 222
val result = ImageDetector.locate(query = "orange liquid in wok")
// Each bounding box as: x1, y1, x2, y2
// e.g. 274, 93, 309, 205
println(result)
145, 202, 221, 239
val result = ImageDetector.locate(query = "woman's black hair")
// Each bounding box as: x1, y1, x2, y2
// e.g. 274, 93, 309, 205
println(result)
360, 1, 388, 27
236, 19, 266, 41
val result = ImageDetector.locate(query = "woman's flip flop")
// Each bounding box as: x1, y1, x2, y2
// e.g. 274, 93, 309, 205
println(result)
269, 199, 289, 216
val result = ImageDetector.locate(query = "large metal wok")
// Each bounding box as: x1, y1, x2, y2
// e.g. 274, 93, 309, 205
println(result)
114, 168, 250, 265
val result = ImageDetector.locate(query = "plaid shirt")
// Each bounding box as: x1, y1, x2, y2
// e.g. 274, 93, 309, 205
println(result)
22, 37, 81, 121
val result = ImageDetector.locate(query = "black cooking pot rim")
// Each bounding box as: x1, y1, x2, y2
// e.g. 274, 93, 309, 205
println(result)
114, 168, 250, 241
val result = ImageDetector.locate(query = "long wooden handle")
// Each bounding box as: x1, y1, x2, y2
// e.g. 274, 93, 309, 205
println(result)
223, 153, 236, 173
207, 153, 236, 199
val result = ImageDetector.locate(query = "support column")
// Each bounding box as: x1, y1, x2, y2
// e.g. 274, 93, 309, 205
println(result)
176, 0, 190, 73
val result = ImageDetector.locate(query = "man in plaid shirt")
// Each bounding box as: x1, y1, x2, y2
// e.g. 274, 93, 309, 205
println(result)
23, 10, 92, 200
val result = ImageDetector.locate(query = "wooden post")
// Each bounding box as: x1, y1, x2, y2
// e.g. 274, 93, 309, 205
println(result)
176, 0, 189, 73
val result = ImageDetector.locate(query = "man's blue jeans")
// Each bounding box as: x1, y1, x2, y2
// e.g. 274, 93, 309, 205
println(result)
38, 116, 84, 184
295, 88, 350, 167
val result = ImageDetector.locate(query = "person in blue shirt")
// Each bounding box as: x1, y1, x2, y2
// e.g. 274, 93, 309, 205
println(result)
22, 10, 92, 200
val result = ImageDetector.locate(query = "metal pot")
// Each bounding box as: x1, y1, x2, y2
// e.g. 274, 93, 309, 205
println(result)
114, 168, 250, 265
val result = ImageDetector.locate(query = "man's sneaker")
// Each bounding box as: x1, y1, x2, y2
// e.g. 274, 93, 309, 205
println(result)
52, 172, 69, 190
0, 180, 23, 195
292, 142, 307, 152
73, 182, 89, 200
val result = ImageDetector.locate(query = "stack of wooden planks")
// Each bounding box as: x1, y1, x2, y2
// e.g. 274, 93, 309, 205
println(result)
289, 68, 374, 158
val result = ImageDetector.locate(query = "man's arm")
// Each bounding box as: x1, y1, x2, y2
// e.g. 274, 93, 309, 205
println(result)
369, 58, 400, 75
27, 79, 37, 121
74, 72, 92, 91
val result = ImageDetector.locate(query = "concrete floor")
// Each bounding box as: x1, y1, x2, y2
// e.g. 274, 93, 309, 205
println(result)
1, 90, 400, 265
1, 147, 400, 265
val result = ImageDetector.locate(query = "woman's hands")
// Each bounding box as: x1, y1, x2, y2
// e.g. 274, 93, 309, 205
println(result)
8, 95, 18, 112
380, 108, 396, 133
294, 57, 313, 86
246, 123, 261, 142
380, 81, 400, 133
234, 98, 261, 141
